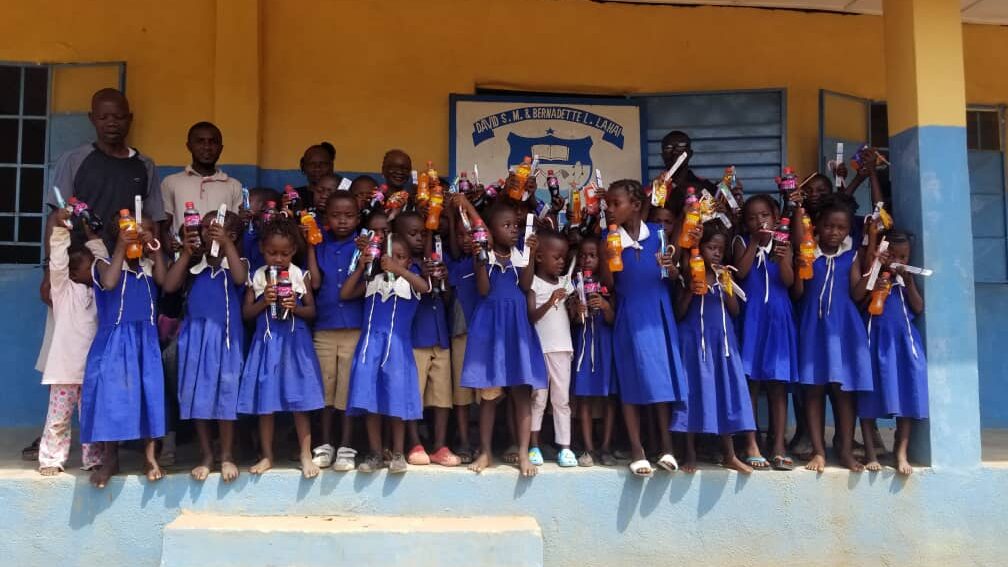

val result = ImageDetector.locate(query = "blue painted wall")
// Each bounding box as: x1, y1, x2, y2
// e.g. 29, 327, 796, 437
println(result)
0, 268, 49, 427
0, 466, 1006, 566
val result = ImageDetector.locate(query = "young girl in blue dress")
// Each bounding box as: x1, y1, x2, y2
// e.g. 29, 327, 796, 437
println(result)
238, 218, 325, 479
81, 214, 167, 488
857, 228, 928, 475
461, 203, 547, 477
602, 179, 688, 477
341, 233, 430, 474
672, 223, 757, 474
732, 195, 799, 470
571, 237, 617, 467
163, 210, 247, 483
794, 195, 873, 472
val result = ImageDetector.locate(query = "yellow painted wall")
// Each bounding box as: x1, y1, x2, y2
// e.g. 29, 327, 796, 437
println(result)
1, 0, 1006, 177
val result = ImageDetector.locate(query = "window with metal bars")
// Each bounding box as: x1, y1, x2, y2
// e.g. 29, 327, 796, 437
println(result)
0, 64, 49, 264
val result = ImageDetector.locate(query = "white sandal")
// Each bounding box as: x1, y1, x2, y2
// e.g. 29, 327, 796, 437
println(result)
311, 444, 334, 468
331, 446, 357, 472
657, 453, 679, 472
629, 459, 653, 477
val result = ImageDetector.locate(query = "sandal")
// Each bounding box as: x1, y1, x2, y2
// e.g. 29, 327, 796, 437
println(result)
770, 455, 795, 471
599, 452, 617, 466
357, 453, 385, 473
429, 446, 461, 467
388, 452, 408, 474
311, 444, 334, 468
502, 445, 519, 465
629, 459, 653, 477
331, 446, 357, 472
557, 448, 578, 468
21, 437, 40, 461
745, 455, 770, 470
454, 446, 474, 464
528, 447, 544, 466
577, 451, 595, 467
407, 444, 430, 465
657, 453, 679, 472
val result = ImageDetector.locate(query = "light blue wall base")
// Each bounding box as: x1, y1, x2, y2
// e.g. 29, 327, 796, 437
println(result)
0, 268, 49, 427
888, 125, 980, 467
1, 465, 1006, 567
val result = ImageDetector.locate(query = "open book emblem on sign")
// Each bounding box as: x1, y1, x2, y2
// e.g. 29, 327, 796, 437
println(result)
507, 131, 594, 189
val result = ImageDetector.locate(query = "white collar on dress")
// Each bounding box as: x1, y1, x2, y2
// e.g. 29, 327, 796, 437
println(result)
814, 235, 853, 259
123, 257, 153, 278
489, 246, 528, 269
251, 264, 308, 297
618, 221, 650, 250
190, 255, 231, 275
365, 276, 418, 301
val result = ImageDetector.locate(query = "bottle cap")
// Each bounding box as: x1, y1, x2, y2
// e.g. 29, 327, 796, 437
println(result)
68, 197, 79, 205
266, 200, 276, 208
460, 172, 467, 178
280, 270, 290, 278
120, 209, 129, 217
692, 248, 700, 255
547, 169, 554, 175
185, 201, 195, 209
523, 156, 531, 163
780, 217, 790, 225
783, 166, 794, 175
882, 270, 890, 277
608, 224, 618, 231
687, 186, 695, 195
584, 270, 593, 278
430, 252, 441, 261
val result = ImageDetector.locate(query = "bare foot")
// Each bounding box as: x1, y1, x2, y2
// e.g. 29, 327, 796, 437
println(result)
250, 457, 273, 475
469, 452, 492, 474
723, 456, 754, 475
191, 457, 213, 481
681, 461, 698, 474
896, 456, 913, 476
839, 453, 865, 473
864, 460, 882, 472
518, 454, 538, 477
300, 454, 321, 479
805, 454, 826, 472
90, 458, 119, 488
221, 460, 240, 483
39, 466, 61, 477
145, 459, 165, 482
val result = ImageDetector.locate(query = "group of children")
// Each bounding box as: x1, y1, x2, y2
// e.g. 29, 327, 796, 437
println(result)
37, 146, 929, 486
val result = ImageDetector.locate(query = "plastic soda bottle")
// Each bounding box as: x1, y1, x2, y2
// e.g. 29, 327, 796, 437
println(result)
546, 170, 560, 200
690, 247, 706, 295
472, 219, 490, 265
425, 184, 444, 230
118, 209, 143, 259
606, 225, 623, 272
799, 214, 816, 280
275, 270, 293, 320
183, 201, 201, 233
868, 271, 892, 315
364, 232, 384, 278
301, 210, 323, 245
678, 187, 701, 249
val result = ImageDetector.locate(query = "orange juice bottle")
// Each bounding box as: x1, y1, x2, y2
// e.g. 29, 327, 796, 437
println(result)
606, 225, 623, 272
868, 271, 892, 315
118, 209, 143, 259
799, 213, 816, 280
425, 184, 444, 230
514, 156, 532, 187
571, 189, 583, 225
417, 168, 431, 203
678, 187, 701, 249
426, 161, 438, 183
690, 248, 706, 295
301, 211, 323, 245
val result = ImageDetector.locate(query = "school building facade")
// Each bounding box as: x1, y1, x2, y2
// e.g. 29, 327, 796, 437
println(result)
1, 1, 1007, 566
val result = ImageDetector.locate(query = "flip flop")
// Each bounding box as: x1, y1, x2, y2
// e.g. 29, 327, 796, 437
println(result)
502, 445, 519, 465
745, 456, 770, 470
656, 453, 679, 472
629, 459, 653, 477
770, 455, 795, 471
528, 447, 544, 466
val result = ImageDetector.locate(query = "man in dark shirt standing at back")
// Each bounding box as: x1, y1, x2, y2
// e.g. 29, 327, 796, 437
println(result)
25, 88, 166, 462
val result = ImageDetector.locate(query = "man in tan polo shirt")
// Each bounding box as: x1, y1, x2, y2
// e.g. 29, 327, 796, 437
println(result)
162, 121, 244, 238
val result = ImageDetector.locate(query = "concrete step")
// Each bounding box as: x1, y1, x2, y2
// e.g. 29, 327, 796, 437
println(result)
161, 512, 543, 567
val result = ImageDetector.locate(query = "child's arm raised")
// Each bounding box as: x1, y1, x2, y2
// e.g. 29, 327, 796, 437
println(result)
851, 247, 885, 303
305, 239, 322, 291
161, 230, 197, 294
47, 209, 73, 290
98, 230, 132, 291
217, 225, 249, 286
900, 269, 925, 315
732, 233, 761, 279
518, 235, 538, 293
339, 251, 371, 300
382, 255, 430, 294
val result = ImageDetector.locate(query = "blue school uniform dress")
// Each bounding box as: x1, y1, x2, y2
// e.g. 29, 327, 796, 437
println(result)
346, 276, 423, 420
460, 248, 547, 390
670, 282, 755, 434
446, 254, 481, 331
734, 235, 799, 383
314, 232, 364, 330
858, 277, 929, 419
237, 265, 325, 414
80, 258, 166, 443
608, 222, 687, 405
572, 307, 616, 397
796, 237, 873, 391
177, 256, 246, 421
242, 229, 265, 275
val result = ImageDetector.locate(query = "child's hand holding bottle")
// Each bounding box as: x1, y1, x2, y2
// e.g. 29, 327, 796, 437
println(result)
657, 249, 680, 280
587, 291, 609, 313
379, 254, 400, 276
263, 281, 278, 305
771, 239, 792, 264
205, 223, 229, 254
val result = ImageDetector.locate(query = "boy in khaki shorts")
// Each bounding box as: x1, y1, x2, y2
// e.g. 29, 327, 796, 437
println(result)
396, 212, 461, 466
306, 192, 364, 471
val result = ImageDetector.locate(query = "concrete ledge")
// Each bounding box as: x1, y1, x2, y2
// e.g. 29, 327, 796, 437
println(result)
162, 512, 542, 567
